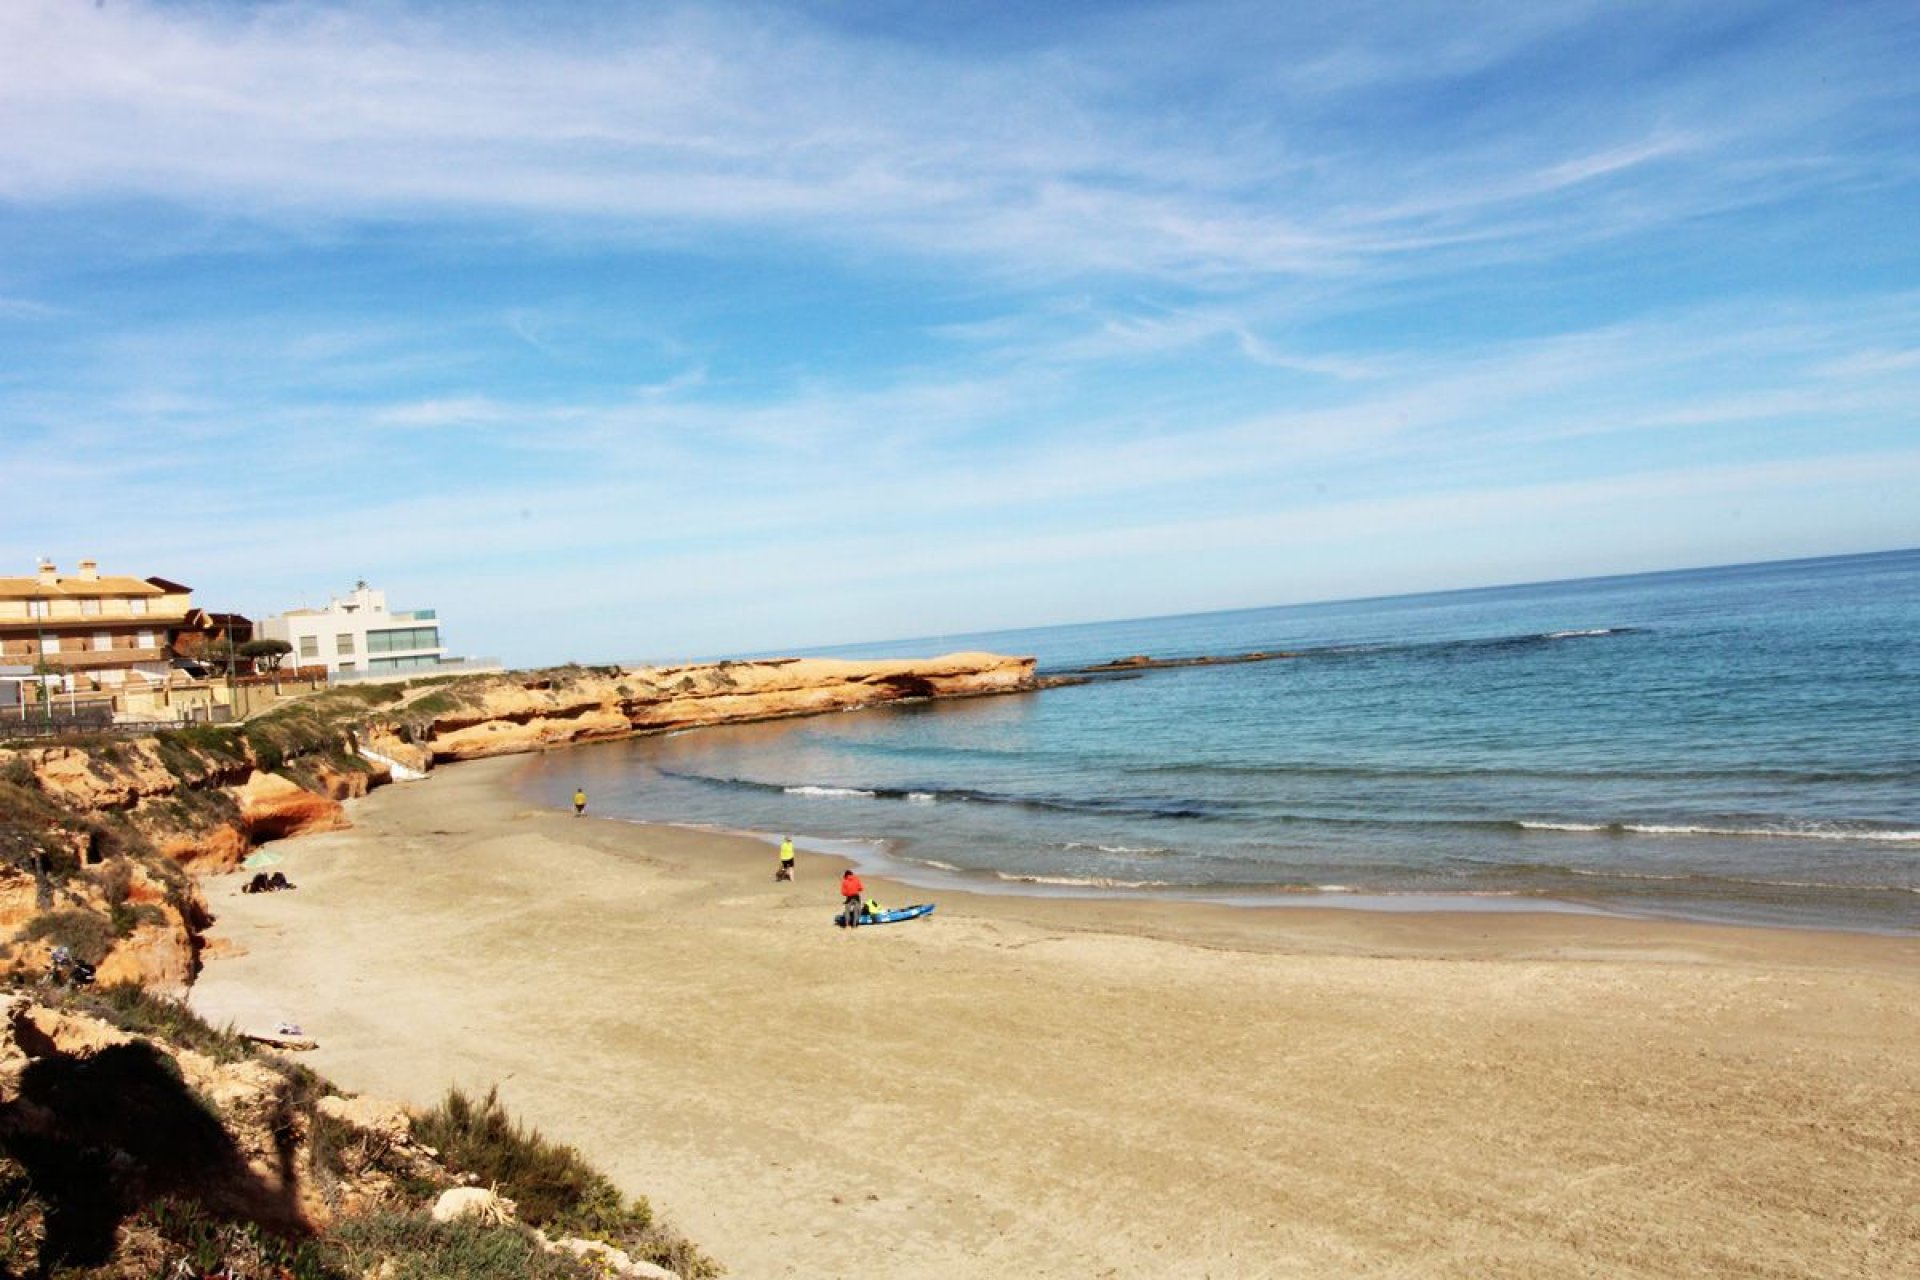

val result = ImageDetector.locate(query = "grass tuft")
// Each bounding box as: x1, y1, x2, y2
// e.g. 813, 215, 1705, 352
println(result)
326, 1211, 598, 1279
412, 1087, 721, 1277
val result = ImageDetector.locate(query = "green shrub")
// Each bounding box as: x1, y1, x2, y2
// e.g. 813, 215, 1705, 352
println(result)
108, 900, 166, 937
71, 982, 256, 1064
138, 1197, 344, 1280
153, 725, 249, 780
411, 1088, 720, 1277
325, 1212, 597, 1280
410, 1088, 612, 1228
19, 910, 115, 966
92, 856, 134, 906
405, 691, 462, 718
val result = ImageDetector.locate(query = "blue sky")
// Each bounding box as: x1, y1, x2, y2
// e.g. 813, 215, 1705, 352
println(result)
3, 0, 1917, 666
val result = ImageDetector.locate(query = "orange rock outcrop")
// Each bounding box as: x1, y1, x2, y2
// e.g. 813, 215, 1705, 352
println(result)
416, 653, 1036, 761
2, 652, 1035, 991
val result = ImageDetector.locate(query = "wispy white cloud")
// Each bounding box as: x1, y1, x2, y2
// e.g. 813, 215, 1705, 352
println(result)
4, 1, 1917, 659
4, 0, 1901, 288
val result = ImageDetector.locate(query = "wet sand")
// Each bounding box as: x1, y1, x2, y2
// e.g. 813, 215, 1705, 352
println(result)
191, 754, 1920, 1278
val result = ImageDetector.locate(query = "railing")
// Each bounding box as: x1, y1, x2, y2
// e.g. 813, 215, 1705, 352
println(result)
330, 657, 503, 685
0, 704, 232, 740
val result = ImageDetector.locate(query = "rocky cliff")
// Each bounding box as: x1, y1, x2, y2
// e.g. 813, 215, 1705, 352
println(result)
0, 654, 1035, 992
390, 652, 1036, 764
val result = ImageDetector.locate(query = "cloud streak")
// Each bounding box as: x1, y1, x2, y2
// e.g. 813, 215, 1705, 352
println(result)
1, 1, 1916, 661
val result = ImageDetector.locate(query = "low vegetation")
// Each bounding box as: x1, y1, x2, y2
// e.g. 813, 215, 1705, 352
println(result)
0, 676, 727, 1277
0, 988, 721, 1278
413, 1086, 719, 1278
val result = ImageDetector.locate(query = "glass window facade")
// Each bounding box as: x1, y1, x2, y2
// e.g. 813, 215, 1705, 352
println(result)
367, 626, 440, 653
369, 654, 443, 672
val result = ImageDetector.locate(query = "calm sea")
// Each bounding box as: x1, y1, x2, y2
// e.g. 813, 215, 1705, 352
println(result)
516, 551, 1920, 934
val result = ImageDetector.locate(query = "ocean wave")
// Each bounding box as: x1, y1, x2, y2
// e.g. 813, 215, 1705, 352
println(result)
1131, 760, 1917, 786
661, 768, 1226, 820
1517, 820, 1920, 844
1061, 841, 1177, 857
1505, 862, 1920, 896
989, 871, 1178, 889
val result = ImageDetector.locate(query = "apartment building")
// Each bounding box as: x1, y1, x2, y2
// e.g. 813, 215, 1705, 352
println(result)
0, 560, 210, 701
257, 583, 448, 677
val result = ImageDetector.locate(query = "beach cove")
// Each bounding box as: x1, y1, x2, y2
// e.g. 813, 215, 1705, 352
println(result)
189, 752, 1919, 1278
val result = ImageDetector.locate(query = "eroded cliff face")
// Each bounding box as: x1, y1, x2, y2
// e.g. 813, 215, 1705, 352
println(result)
1, 654, 1036, 991
405, 653, 1037, 761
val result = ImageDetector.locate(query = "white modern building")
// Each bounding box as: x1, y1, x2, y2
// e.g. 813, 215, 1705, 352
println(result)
258, 583, 449, 678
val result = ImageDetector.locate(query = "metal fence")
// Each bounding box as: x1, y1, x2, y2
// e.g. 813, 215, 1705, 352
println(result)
0, 704, 231, 741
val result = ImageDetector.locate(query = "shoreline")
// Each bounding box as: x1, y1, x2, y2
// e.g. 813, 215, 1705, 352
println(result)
190, 753, 1920, 1278
509, 728, 1918, 941
515, 760, 1917, 941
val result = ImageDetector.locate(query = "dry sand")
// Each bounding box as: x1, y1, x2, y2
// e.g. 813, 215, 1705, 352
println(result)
190, 754, 1920, 1279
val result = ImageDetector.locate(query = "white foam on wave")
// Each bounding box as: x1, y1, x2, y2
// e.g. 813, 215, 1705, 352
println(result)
1544, 628, 1619, 639
1062, 841, 1175, 857
784, 785, 876, 799
991, 871, 1175, 890
1520, 820, 1920, 844
907, 791, 937, 803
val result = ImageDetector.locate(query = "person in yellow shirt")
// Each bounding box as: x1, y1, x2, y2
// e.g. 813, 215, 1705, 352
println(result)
776, 836, 797, 881
572, 788, 587, 816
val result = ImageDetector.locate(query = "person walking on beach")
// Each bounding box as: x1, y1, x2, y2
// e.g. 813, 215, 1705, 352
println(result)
840, 869, 865, 928
777, 836, 797, 881
572, 788, 587, 816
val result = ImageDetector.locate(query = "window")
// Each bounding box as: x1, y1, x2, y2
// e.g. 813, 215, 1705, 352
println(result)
336, 633, 355, 655
371, 654, 439, 671
338, 660, 356, 672
42, 636, 60, 655
368, 626, 440, 653
137, 630, 156, 649
93, 633, 111, 652
27, 601, 47, 619
130, 598, 149, 616
81, 598, 100, 616
299, 636, 319, 659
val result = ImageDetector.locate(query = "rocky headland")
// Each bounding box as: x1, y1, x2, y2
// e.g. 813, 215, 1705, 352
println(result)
0, 652, 1033, 995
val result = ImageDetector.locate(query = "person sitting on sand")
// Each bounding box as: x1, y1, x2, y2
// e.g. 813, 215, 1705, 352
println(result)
573, 788, 587, 816
777, 836, 796, 881
840, 869, 864, 927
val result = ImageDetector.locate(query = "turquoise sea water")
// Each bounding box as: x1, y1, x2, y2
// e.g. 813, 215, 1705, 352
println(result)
518, 550, 1919, 934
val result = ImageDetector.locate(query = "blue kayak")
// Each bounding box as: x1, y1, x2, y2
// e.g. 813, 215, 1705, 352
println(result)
839, 903, 935, 927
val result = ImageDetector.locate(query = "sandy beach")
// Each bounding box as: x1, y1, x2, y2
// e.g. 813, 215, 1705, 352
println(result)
189, 754, 1920, 1279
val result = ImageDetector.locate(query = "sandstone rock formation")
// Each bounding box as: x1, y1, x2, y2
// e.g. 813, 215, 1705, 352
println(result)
1, 652, 1035, 992
409, 653, 1035, 762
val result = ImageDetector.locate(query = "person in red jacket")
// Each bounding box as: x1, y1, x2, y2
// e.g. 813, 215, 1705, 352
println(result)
839, 869, 865, 928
